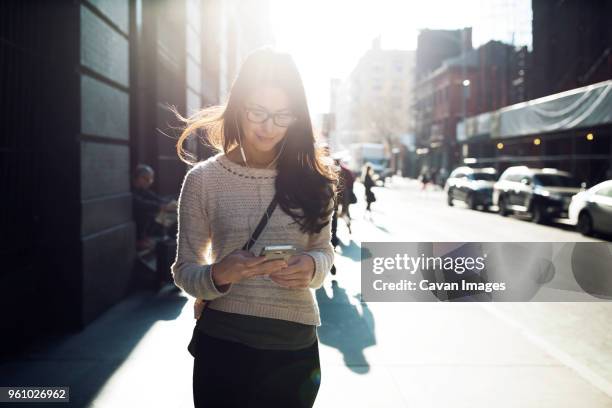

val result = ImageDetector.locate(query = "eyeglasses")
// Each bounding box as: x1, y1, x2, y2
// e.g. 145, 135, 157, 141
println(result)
243, 106, 297, 127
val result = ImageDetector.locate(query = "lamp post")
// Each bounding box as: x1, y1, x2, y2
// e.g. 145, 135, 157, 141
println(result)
444, 29, 472, 170
462, 79, 471, 118
416, 28, 472, 172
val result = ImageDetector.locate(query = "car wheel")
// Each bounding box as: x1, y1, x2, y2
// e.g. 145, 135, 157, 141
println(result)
577, 211, 594, 236
498, 196, 509, 216
447, 190, 454, 206
467, 193, 477, 210
531, 203, 547, 224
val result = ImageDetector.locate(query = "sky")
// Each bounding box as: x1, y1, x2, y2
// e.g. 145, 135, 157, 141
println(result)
270, 0, 532, 115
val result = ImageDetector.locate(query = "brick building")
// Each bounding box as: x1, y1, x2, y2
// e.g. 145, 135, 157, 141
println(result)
414, 33, 528, 173
457, 0, 612, 186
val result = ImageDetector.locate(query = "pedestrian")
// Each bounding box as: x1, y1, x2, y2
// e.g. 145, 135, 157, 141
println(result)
431, 167, 439, 188
338, 159, 356, 232
132, 164, 178, 250
331, 159, 355, 237
362, 163, 377, 215
419, 167, 430, 191
171, 48, 337, 408
330, 198, 339, 276
329, 158, 351, 277
331, 168, 340, 252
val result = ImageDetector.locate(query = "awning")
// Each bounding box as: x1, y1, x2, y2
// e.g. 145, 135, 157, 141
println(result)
497, 79, 612, 138
457, 112, 493, 142
457, 79, 612, 140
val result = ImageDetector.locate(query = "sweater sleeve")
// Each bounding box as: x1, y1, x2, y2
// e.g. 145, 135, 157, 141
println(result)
171, 164, 233, 300
304, 201, 335, 289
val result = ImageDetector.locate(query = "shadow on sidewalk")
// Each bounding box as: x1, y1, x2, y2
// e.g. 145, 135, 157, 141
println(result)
338, 239, 361, 262
0, 285, 186, 407
316, 280, 376, 374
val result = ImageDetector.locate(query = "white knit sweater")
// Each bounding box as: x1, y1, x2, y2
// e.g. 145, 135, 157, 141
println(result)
171, 153, 334, 326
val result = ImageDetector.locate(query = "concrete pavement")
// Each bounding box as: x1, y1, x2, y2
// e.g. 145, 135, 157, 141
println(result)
311, 177, 612, 407
1, 177, 611, 407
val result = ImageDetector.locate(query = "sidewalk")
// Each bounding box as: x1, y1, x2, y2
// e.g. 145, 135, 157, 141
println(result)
2, 181, 612, 407
2, 280, 611, 407
0, 285, 196, 408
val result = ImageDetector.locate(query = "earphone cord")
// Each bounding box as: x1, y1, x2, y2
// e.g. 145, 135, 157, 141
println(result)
234, 114, 287, 170
235, 113, 287, 243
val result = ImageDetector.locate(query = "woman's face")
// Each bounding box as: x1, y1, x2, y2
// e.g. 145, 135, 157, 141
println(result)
239, 86, 294, 154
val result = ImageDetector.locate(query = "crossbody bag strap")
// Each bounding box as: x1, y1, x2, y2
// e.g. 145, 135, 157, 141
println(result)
193, 197, 278, 324
242, 197, 278, 252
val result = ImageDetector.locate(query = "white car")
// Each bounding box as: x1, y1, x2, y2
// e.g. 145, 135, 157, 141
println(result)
569, 180, 612, 236
493, 166, 583, 224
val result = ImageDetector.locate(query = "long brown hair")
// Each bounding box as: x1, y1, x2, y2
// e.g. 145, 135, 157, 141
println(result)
173, 48, 337, 234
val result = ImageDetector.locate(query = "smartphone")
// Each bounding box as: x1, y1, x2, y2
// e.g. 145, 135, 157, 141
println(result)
259, 245, 297, 262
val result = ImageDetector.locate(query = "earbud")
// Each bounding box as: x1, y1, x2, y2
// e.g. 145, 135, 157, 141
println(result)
240, 145, 248, 164
235, 114, 249, 167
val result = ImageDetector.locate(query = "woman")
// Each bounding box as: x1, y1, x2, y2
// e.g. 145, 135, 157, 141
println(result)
338, 159, 356, 231
362, 163, 376, 213
171, 48, 337, 408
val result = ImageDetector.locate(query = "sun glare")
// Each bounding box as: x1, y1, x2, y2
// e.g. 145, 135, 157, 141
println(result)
271, 0, 532, 115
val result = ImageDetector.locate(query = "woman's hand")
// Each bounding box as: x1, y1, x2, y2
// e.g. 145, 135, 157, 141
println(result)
212, 249, 287, 289
269, 254, 315, 289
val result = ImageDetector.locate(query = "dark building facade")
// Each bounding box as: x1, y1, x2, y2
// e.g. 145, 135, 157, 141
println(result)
509, 45, 530, 104
1, 0, 273, 356
414, 36, 529, 173
413, 28, 473, 172
475, 41, 530, 111
457, 1, 612, 186
531, 0, 612, 98
2, 0, 138, 355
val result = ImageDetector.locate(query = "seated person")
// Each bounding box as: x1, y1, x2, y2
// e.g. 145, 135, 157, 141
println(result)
132, 164, 177, 250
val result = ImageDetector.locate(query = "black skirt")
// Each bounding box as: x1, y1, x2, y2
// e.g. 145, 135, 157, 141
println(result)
191, 330, 321, 408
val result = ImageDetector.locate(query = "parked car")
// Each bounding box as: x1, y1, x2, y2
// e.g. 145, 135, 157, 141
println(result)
569, 180, 612, 236
492, 166, 583, 224
445, 167, 498, 210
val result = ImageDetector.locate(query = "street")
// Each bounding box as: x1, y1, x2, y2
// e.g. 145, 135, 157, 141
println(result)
315, 178, 612, 407
2, 177, 612, 407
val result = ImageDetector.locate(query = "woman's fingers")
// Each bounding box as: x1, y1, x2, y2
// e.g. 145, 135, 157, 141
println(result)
270, 256, 311, 276
242, 255, 267, 267
224, 252, 313, 284
264, 260, 287, 271
269, 263, 311, 286
244, 259, 287, 277
269, 275, 308, 288
269, 264, 301, 275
